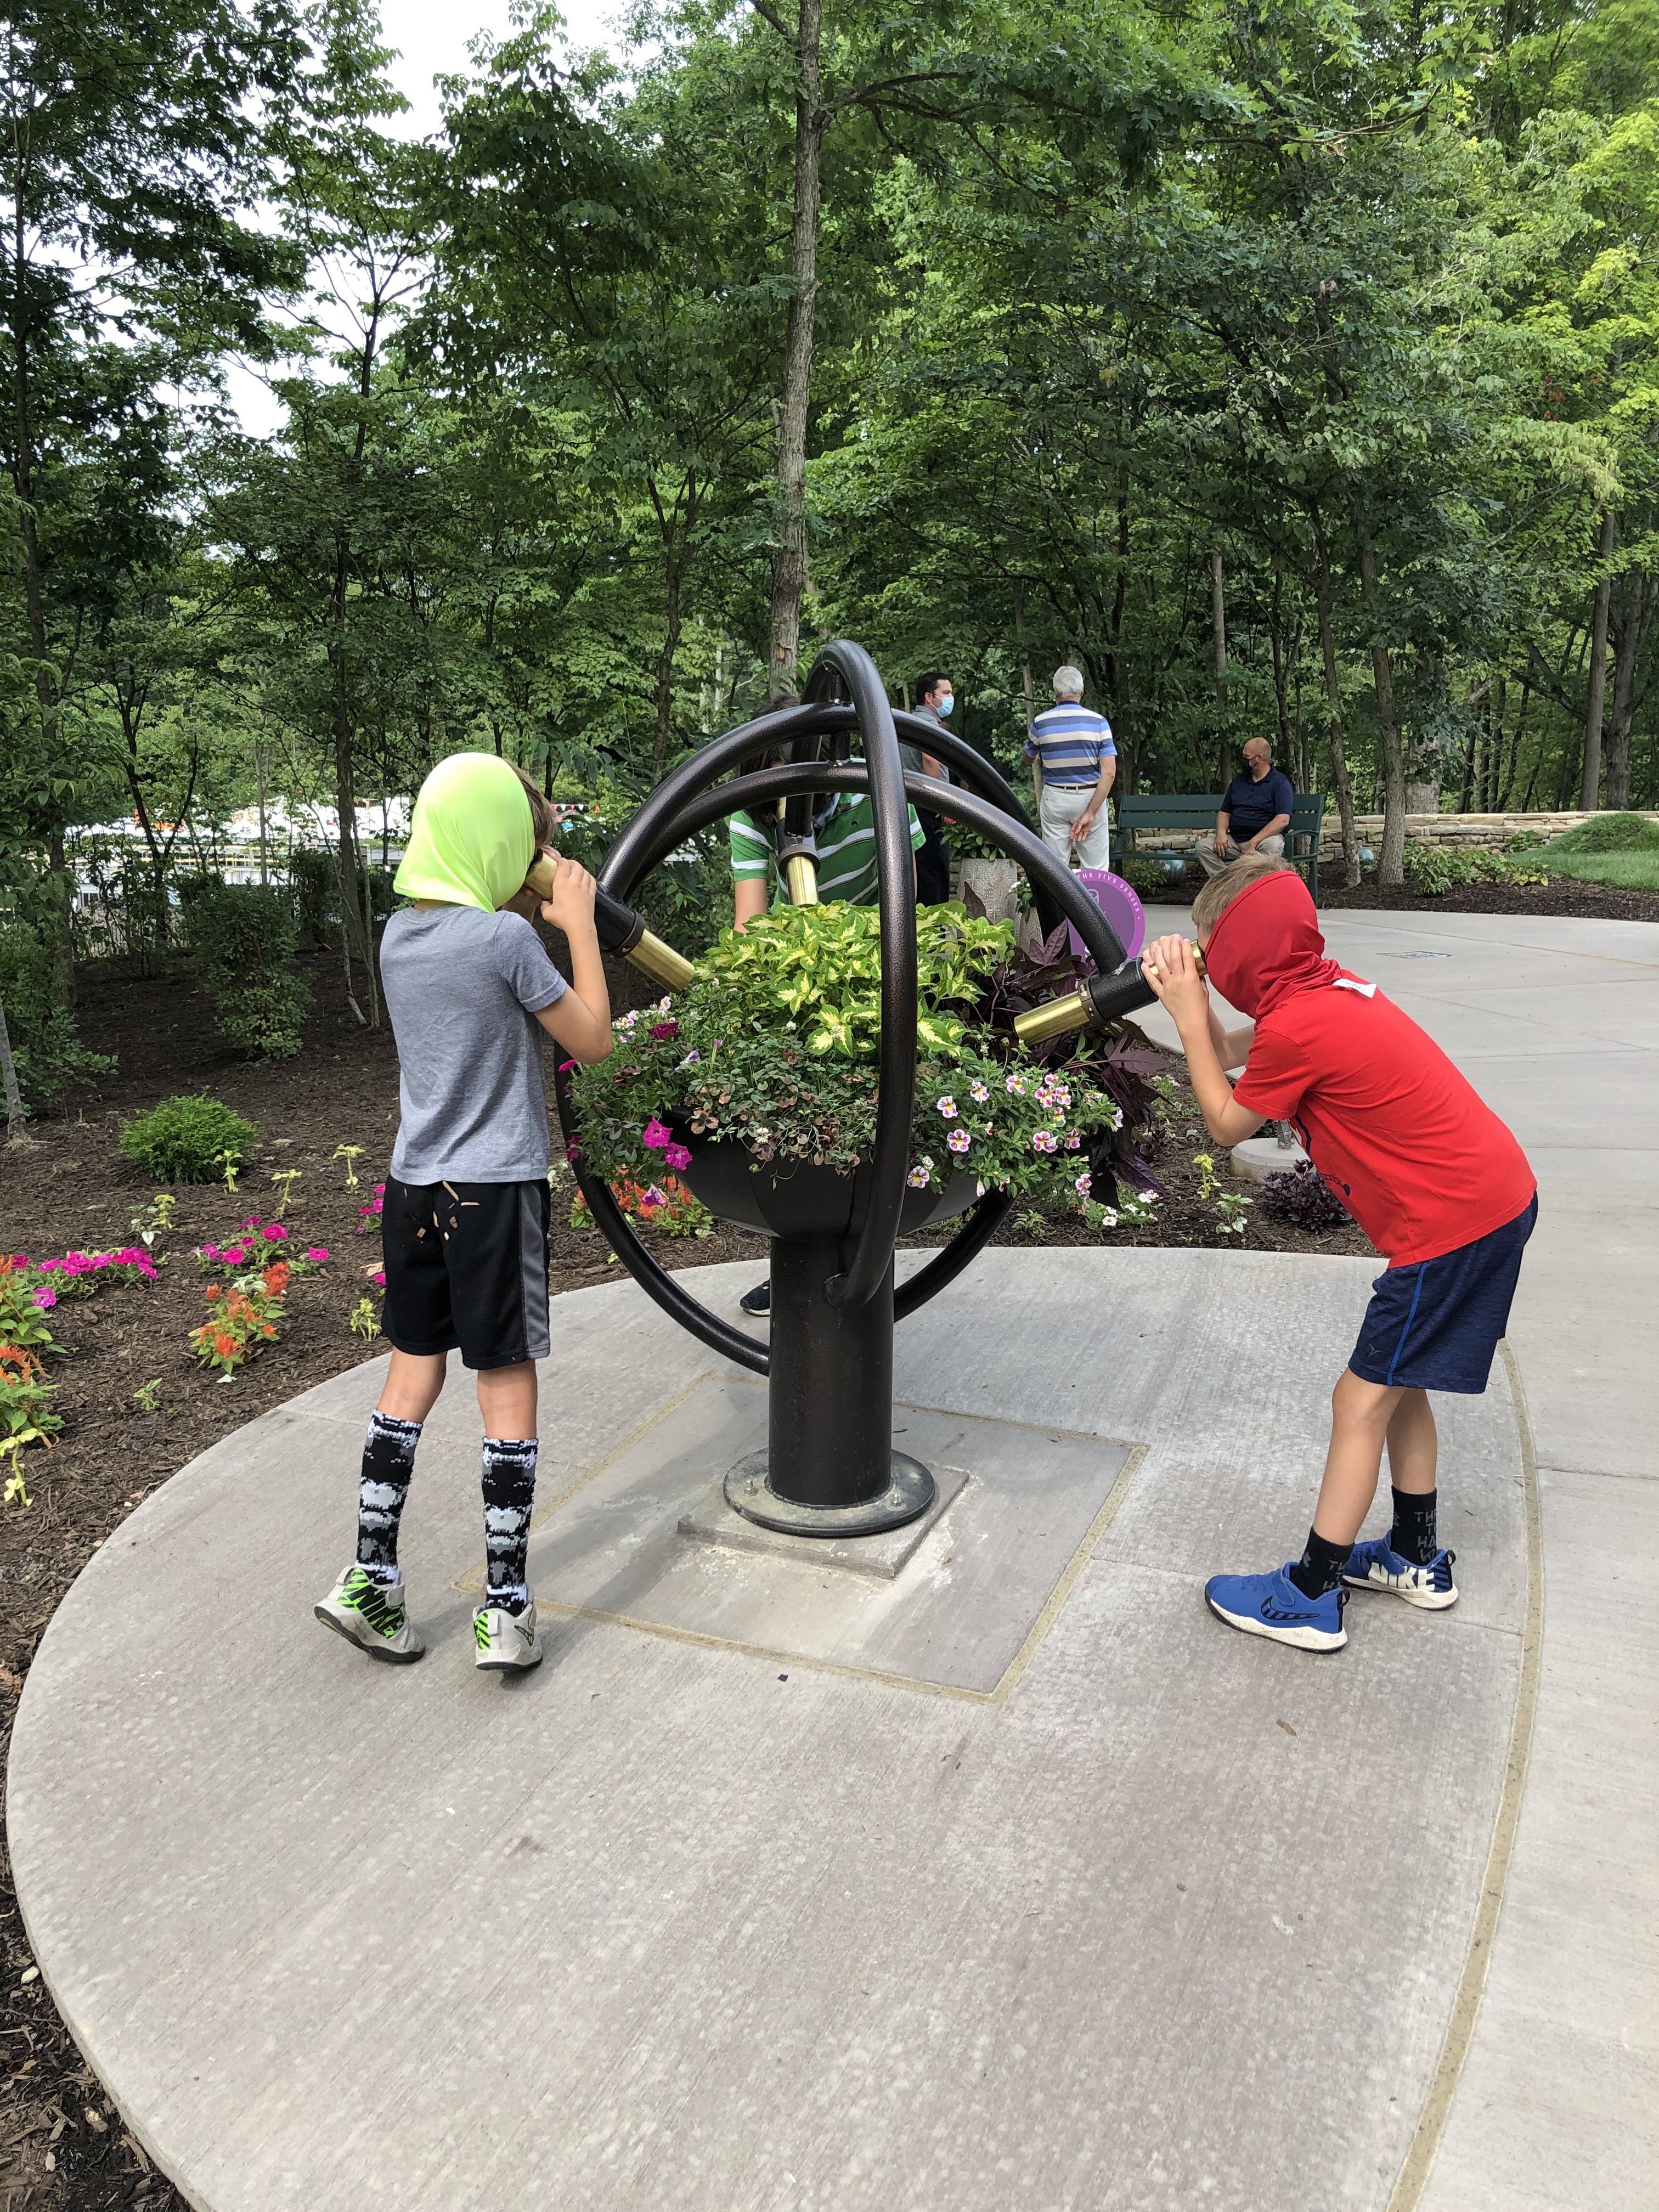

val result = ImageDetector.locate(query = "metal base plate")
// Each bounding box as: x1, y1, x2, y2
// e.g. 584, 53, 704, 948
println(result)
723, 1448, 935, 1537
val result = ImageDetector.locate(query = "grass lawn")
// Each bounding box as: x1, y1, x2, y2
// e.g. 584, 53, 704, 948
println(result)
1544, 848, 1659, 890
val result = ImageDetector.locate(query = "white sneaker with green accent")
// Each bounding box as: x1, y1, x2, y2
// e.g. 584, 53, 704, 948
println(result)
474, 1595, 543, 1673
315, 1566, 425, 1663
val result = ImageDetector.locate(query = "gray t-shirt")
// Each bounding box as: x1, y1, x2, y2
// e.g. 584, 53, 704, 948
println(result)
380, 906, 568, 1184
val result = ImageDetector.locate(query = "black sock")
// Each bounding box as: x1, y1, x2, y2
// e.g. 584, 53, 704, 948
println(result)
356, 1411, 422, 1582
482, 1436, 538, 1611
1390, 1487, 1438, 1566
1288, 1527, 1351, 1600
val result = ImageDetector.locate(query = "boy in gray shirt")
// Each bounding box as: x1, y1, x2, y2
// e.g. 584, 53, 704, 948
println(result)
315, 755, 612, 1675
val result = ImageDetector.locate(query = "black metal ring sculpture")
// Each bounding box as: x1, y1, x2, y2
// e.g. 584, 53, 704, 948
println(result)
553, 640, 1130, 1535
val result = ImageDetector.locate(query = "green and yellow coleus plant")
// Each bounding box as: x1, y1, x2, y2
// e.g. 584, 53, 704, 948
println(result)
568, 902, 1125, 1203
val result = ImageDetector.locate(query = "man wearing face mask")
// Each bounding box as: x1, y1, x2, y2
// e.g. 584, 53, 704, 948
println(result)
905, 671, 956, 906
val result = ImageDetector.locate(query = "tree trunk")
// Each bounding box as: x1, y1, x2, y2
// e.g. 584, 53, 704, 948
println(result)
0, 996, 25, 1140
1269, 563, 1292, 763
1605, 571, 1652, 811
1581, 506, 1617, 810
1311, 505, 1360, 885
1499, 681, 1530, 811
766, 0, 822, 695
9, 194, 75, 1008
1210, 547, 1229, 786
652, 546, 684, 781
1347, 489, 1408, 882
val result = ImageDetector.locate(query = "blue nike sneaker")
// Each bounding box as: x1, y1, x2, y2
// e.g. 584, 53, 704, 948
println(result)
1342, 1538, 1458, 1610
1204, 1564, 1347, 1651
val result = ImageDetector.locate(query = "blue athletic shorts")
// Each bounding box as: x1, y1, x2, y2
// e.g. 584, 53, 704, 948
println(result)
1350, 1195, 1537, 1393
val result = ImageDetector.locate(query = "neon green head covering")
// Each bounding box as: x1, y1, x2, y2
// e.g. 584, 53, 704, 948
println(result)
394, 752, 535, 913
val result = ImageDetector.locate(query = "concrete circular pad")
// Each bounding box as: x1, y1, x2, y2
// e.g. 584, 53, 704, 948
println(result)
9, 1251, 1532, 2212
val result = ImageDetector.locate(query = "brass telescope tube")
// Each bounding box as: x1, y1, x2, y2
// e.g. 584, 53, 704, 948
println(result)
1013, 945, 1207, 1048
524, 855, 696, 993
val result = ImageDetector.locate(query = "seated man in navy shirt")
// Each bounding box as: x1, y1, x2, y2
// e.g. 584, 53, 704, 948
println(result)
1197, 736, 1295, 877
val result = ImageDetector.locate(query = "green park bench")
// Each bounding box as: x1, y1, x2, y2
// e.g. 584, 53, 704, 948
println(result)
1113, 791, 1327, 907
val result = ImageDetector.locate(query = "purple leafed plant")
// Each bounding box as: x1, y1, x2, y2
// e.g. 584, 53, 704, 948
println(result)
1261, 1160, 1351, 1232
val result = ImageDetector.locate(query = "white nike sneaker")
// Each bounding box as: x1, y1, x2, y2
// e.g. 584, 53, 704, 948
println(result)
315, 1566, 425, 1663
473, 1594, 543, 1672
1342, 1538, 1459, 1610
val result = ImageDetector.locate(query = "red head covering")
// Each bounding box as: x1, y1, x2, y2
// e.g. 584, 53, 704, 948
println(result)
1202, 870, 1367, 1020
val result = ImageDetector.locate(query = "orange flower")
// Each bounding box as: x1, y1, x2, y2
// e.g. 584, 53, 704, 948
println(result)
213, 1333, 236, 1357
262, 1262, 290, 1296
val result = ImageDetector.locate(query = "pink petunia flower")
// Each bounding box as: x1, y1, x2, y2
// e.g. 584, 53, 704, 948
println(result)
1064, 1134, 1082, 1150
935, 1096, 958, 1119
31, 1287, 56, 1310
370, 1268, 386, 1288
262, 1223, 288, 1242
664, 1143, 692, 1172
306, 1246, 330, 1263
648, 1020, 678, 1041
1031, 1130, 1058, 1153
947, 1128, 970, 1153
642, 1117, 672, 1151
1075, 1172, 1092, 1195
906, 1165, 930, 1188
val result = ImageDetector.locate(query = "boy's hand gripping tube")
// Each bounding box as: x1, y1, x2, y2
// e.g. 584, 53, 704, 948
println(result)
524, 855, 697, 992
1013, 946, 1207, 1047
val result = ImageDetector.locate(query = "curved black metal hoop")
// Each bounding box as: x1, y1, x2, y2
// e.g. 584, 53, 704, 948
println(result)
800, 644, 914, 1312
554, 657, 1132, 1374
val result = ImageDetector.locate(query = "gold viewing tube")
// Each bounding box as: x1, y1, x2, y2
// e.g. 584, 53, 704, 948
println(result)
1012, 945, 1206, 1049
524, 855, 697, 993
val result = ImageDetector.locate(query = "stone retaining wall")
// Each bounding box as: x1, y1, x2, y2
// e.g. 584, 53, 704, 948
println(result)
1121, 810, 1659, 857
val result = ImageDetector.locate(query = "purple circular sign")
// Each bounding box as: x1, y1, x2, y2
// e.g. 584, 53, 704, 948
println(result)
1068, 869, 1146, 967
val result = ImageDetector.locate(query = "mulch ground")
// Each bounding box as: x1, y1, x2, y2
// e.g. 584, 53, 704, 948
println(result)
0, 942, 1373, 2208
1313, 861, 1659, 923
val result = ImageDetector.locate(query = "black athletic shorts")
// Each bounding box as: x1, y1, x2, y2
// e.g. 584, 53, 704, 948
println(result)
381, 1176, 551, 1370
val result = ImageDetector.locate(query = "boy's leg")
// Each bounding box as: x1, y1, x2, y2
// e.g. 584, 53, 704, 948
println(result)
1384, 1387, 1441, 1562
354, 1350, 447, 1583
477, 1361, 539, 1617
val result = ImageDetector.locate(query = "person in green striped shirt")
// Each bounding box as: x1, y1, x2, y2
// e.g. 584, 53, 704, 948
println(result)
726, 719, 924, 1313
730, 789, 925, 925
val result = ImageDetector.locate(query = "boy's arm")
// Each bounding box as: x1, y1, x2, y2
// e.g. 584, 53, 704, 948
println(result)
1141, 934, 1263, 1144
1210, 1005, 1254, 1071
531, 856, 612, 1063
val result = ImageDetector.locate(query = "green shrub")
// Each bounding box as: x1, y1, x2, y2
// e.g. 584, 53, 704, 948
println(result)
287, 848, 340, 948
1401, 841, 1475, 895
1470, 848, 1550, 888
0, 921, 116, 1114
187, 883, 311, 1059
1548, 811, 1659, 855
1119, 857, 1173, 900
120, 1093, 259, 1184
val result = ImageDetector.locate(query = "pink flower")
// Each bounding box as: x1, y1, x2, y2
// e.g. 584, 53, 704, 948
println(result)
947, 1128, 971, 1153
565, 1142, 583, 1166
1064, 1134, 1082, 1150
1074, 1171, 1092, 1195
558, 1058, 577, 1073
969, 1081, 990, 1102
37, 1257, 62, 1274
936, 1096, 958, 1119
223, 1245, 249, 1265
305, 1246, 330, 1263
31, 1287, 56, 1310
642, 1185, 668, 1208
907, 1166, 930, 1188
664, 1143, 692, 1172
262, 1223, 288, 1242
642, 1118, 672, 1151
370, 1268, 386, 1288
239, 1216, 261, 1231
1031, 1130, 1059, 1154
648, 1020, 678, 1041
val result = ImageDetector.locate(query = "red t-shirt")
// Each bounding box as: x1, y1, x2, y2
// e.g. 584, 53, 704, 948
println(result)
1233, 985, 1535, 1267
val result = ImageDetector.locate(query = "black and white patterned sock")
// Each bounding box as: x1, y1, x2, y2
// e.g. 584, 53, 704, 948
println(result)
482, 1436, 538, 1613
356, 1411, 423, 1584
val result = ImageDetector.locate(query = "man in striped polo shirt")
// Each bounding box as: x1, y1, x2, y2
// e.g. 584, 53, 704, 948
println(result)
1024, 665, 1116, 869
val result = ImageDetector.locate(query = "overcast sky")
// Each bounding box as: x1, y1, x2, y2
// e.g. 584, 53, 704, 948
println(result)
223, 0, 626, 432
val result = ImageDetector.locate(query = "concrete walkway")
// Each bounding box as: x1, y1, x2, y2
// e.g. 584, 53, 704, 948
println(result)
1138, 902, 1659, 2209
7, 909, 1654, 2210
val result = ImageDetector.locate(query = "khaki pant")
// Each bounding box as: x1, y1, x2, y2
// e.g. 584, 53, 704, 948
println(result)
1039, 785, 1113, 870
1194, 832, 1284, 878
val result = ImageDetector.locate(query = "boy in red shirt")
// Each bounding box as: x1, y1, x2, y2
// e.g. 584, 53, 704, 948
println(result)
1141, 859, 1536, 1652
